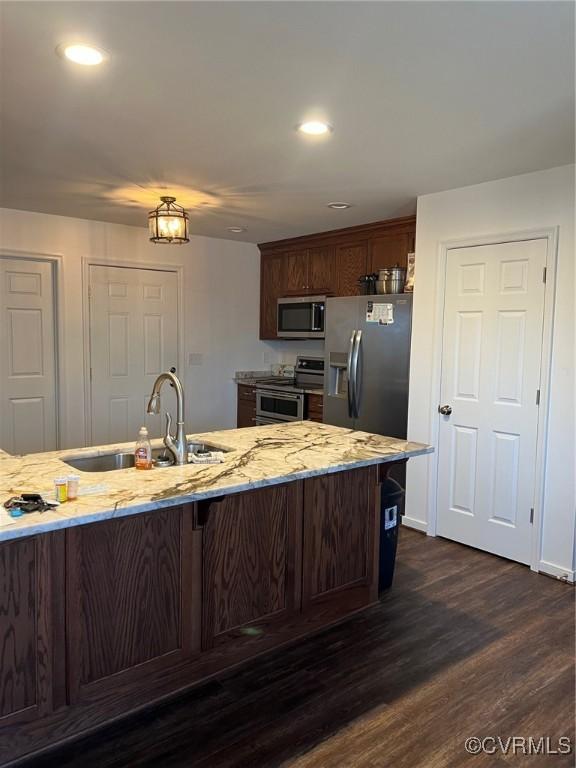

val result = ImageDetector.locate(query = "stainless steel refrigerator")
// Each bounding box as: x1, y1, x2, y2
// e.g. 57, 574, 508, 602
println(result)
323, 295, 412, 438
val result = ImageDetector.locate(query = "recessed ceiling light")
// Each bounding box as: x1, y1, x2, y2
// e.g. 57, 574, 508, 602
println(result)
327, 202, 352, 210
57, 43, 107, 66
297, 121, 333, 136
227, 226, 246, 233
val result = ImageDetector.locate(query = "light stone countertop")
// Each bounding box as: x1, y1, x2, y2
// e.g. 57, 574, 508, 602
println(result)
0, 421, 432, 542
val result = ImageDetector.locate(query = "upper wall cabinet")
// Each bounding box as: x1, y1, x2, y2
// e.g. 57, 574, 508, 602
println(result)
283, 250, 309, 295
369, 231, 416, 274
308, 246, 336, 295
259, 216, 415, 339
335, 242, 369, 296
260, 252, 285, 340
282, 246, 337, 296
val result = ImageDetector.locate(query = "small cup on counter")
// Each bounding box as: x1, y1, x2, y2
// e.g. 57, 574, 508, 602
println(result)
67, 475, 80, 500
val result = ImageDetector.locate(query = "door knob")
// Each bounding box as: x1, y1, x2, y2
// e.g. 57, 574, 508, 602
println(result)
438, 404, 452, 416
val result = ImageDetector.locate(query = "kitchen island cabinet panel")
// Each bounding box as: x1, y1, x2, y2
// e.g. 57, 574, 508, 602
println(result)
303, 466, 377, 609
0, 533, 60, 727
0, 421, 430, 763
66, 505, 199, 703
202, 482, 302, 650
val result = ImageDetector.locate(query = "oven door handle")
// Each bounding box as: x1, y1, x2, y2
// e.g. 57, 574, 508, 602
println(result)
254, 416, 279, 426
347, 330, 357, 419
256, 391, 301, 401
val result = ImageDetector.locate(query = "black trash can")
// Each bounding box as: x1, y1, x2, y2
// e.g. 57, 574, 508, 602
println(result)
378, 476, 405, 593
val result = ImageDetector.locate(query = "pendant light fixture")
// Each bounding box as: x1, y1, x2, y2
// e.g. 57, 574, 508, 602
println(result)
148, 196, 189, 244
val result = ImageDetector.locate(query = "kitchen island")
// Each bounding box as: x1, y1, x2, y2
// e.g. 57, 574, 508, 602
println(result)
0, 422, 431, 764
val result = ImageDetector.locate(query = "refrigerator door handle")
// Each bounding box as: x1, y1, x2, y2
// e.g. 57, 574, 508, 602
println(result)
351, 330, 362, 418
347, 330, 357, 418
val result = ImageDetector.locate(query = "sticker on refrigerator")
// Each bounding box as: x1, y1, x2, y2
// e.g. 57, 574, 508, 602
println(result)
366, 302, 394, 325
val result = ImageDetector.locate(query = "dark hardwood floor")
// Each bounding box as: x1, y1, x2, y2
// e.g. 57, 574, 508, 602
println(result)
17, 529, 575, 768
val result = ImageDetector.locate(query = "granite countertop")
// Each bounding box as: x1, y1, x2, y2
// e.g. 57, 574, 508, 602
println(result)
0, 421, 432, 542
236, 376, 287, 386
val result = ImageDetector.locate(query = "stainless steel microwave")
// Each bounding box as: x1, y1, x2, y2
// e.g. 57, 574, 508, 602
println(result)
277, 296, 326, 339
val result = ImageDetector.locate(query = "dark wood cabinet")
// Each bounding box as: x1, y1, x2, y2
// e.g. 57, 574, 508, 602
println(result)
308, 246, 336, 295
259, 252, 284, 339
282, 246, 337, 297
201, 482, 302, 651
306, 393, 323, 423
336, 242, 368, 295
259, 216, 415, 339
0, 533, 61, 728
283, 250, 309, 295
369, 231, 415, 273
0, 464, 385, 764
302, 466, 378, 610
65, 506, 199, 704
237, 383, 256, 427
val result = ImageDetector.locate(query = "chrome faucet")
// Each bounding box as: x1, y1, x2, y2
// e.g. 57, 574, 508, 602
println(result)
146, 371, 187, 465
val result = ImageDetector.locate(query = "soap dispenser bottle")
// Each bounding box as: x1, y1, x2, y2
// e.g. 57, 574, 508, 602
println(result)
135, 426, 153, 470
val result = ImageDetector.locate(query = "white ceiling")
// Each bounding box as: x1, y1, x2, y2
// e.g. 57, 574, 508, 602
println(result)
1, 1, 574, 243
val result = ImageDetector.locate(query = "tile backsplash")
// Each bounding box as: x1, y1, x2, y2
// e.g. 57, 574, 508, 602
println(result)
271, 363, 295, 377
265, 339, 324, 366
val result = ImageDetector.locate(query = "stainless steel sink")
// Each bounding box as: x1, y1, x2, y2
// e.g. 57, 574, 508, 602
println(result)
61, 443, 229, 472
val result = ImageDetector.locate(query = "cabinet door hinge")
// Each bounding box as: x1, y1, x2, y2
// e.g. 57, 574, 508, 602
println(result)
530, 508, 534, 524
536, 389, 540, 405
543, 267, 547, 284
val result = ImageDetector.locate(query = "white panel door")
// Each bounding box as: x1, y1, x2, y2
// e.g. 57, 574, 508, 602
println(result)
436, 240, 547, 564
88, 265, 179, 445
0, 257, 57, 454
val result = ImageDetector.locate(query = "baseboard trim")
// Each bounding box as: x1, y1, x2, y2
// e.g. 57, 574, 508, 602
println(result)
402, 516, 428, 533
538, 560, 575, 584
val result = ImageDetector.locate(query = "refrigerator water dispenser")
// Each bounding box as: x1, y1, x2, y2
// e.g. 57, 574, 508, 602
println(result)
328, 352, 348, 398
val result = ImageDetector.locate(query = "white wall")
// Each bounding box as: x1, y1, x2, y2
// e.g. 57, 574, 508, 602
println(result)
406, 165, 575, 580
0, 208, 322, 448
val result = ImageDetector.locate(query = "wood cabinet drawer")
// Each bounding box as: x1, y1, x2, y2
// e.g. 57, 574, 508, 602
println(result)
237, 384, 256, 402
237, 384, 257, 427
306, 393, 323, 422
237, 401, 256, 428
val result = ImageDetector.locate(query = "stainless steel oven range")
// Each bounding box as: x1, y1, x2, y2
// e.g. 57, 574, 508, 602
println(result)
256, 389, 304, 424
255, 355, 324, 426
